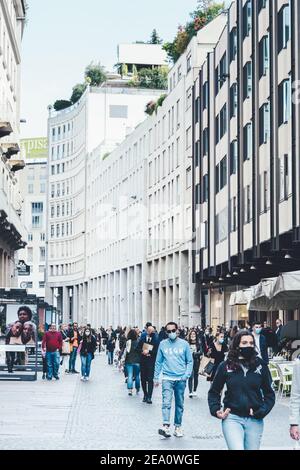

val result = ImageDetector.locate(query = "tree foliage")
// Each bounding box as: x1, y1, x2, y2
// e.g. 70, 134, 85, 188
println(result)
85, 62, 107, 86
163, 1, 224, 63
129, 67, 168, 90
149, 29, 163, 44
70, 83, 87, 104
53, 100, 72, 111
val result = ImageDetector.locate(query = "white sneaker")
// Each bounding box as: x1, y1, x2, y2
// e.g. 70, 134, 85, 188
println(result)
189, 392, 193, 398
192, 391, 197, 397
80, 376, 85, 381
158, 425, 171, 438
174, 427, 184, 438
85, 377, 89, 381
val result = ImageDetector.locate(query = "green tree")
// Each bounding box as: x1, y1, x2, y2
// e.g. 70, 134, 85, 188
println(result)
163, 1, 224, 63
53, 100, 72, 111
149, 29, 163, 44
137, 67, 168, 89
85, 62, 107, 86
70, 83, 87, 104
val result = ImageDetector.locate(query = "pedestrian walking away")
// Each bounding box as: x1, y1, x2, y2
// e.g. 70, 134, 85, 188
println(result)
208, 330, 275, 450
80, 327, 97, 381
186, 329, 202, 397
124, 329, 141, 396
138, 325, 159, 403
154, 322, 193, 439
42, 323, 63, 381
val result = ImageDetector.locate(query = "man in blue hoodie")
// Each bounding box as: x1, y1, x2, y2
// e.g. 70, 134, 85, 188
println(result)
154, 322, 193, 438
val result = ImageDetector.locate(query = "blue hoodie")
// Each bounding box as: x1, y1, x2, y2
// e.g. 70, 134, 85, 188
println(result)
154, 337, 193, 381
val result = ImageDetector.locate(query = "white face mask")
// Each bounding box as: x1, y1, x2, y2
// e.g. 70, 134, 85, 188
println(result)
85, 331, 91, 336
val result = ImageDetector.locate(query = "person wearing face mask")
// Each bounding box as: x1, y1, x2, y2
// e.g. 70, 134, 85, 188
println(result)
154, 322, 193, 439
79, 328, 97, 381
137, 325, 159, 404
202, 327, 214, 354
187, 330, 203, 398
252, 322, 269, 364
208, 330, 275, 450
207, 332, 228, 382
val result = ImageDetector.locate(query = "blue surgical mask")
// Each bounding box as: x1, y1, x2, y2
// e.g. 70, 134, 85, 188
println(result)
168, 332, 177, 341
255, 328, 262, 335
218, 338, 224, 344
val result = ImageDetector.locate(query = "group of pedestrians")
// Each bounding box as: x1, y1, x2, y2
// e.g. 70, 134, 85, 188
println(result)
42, 322, 97, 381
105, 319, 294, 449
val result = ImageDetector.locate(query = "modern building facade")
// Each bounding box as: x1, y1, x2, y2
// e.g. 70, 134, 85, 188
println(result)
0, 0, 26, 288
46, 15, 227, 328
46, 81, 164, 321
17, 137, 48, 297
192, 0, 299, 329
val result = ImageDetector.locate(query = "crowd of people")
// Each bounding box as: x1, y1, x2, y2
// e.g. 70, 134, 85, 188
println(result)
38, 317, 300, 450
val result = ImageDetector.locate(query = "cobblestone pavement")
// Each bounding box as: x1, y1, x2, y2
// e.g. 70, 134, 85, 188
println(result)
0, 353, 295, 450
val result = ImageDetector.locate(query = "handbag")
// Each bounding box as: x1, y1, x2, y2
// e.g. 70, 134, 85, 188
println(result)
199, 356, 215, 376
62, 341, 70, 355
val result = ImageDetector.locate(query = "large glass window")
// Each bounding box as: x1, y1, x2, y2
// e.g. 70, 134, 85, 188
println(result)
278, 4, 290, 52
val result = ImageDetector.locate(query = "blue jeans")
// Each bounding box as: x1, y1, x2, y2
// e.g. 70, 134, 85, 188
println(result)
46, 351, 60, 379
222, 414, 264, 450
126, 364, 141, 391
162, 380, 186, 427
107, 351, 114, 365
69, 347, 78, 371
80, 353, 93, 377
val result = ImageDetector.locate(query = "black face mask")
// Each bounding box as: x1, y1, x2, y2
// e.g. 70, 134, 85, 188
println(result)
239, 347, 255, 360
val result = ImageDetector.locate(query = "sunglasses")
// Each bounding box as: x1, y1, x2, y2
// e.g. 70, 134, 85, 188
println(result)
167, 329, 177, 333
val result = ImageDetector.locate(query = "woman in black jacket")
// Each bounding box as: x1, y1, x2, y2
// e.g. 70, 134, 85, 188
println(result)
80, 328, 97, 381
208, 330, 275, 450
207, 332, 228, 382
187, 329, 202, 398
124, 329, 141, 396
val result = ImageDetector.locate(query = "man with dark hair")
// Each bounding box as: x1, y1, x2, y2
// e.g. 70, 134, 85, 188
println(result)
154, 322, 193, 439
42, 323, 63, 380
68, 322, 82, 373
138, 325, 159, 404
17, 306, 33, 323
252, 322, 269, 364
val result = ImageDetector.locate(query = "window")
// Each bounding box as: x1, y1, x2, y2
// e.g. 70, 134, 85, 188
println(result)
218, 104, 227, 142
278, 4, 290, 52
203, 81, 209, 110
28, 233, 33, 242
27, 282, 33, 289
243, 0, 252, 39
203, 128, 209, 155
216, 164, 220, 194
202, 174, 209, 203
56, 224, 60, 237
258, 0, 267, 12
40, 233, 45, 241
32, 202, 43, 214
195, 183, 201, 204
244, 123, 252, 160
28, 184, 34, 194
245, 185, 252, 223
230, 140, 238, 175
215, 53, 227, 94
243, 61, 252, 100
51, 225, 54, 238
216, 208, 228, 243
186, 87, 192, 110
230, 28, 237, 62
279, 78, 291, 125
187, 52, 192, 72
40, 183, 46, 193
230, 83, 238, 118
32, 216, 41, 228
109, 105, 128, 118
263, 171, 268, 212
231, 197, 237, 232
195, 140, 200, 167
40, 247, 46, 261
39, 282, 45, 288
186, 126, 192, 149
177, 65, 182, 81
51, 206, 54, 218
220, 157, 227, 190
186, 167, 192, 188
259, 35, 269, 78
259, 102, 270, 145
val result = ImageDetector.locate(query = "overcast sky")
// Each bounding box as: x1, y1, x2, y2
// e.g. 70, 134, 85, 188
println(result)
20, 0, 231, 138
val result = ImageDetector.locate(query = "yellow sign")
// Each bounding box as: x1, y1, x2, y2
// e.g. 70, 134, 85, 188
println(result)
20, 138, 48, 160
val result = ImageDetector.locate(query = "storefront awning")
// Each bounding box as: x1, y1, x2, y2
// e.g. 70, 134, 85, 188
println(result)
230, 271, 300, 312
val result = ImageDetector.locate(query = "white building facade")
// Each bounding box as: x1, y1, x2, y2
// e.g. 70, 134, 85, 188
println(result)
17, 137, 48, 297
0, 0, 26, 288
46, 84, 164, 322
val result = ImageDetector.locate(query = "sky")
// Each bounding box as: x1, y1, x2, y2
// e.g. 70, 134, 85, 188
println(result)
20, 0, 230, 138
